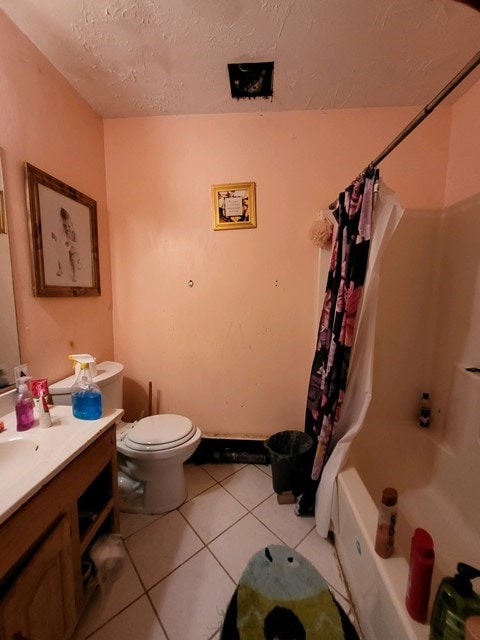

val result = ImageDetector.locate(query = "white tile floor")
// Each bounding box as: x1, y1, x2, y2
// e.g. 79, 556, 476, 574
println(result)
73, 463, 359, 640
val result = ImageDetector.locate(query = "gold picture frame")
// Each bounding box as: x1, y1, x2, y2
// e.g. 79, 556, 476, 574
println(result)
212, 182, 256, 230
25, 163, 101, 297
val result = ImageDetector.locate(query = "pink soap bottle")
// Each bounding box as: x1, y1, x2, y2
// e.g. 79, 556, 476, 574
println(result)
405, 528, 435, 623
15, 377, 35, 431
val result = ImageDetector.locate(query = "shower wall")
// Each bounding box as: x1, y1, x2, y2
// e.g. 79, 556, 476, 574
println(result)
350, 202, 480, 572
349, 76, 480, 582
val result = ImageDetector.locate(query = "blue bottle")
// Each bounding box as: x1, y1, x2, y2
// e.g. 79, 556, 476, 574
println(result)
70, 355, 102, 420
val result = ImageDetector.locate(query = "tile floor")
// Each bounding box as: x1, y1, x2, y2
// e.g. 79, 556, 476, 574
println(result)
73, 462, 360, 640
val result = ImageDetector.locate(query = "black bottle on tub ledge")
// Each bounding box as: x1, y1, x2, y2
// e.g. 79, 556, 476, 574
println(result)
419, 392, 431, 428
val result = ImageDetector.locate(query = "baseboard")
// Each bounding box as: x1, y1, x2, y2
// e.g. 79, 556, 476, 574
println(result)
189, 436, 270, 465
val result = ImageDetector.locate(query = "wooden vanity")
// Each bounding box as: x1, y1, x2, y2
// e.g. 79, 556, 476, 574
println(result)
0, 414, 120, 640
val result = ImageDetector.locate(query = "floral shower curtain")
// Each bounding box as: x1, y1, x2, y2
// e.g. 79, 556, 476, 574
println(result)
296, 170, 378, 516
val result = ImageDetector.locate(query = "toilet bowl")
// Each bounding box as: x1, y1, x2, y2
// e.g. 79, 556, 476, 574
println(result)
117, 414, 201, 513
49, 361, 202, 514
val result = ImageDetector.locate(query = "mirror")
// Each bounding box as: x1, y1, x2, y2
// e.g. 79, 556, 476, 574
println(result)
0, 149, 21, 391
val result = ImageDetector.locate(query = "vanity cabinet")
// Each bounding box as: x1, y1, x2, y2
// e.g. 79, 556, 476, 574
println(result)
0, 516, 77, 640
0, 424, 119, 639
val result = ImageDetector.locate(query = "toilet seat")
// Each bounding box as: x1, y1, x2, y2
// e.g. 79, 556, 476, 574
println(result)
124, 414, 196, 452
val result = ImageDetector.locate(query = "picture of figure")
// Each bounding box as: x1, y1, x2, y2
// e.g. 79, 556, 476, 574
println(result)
51, 207, 82, 282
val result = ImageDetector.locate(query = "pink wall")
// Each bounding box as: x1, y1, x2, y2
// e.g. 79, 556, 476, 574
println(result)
444, 76, 480, 206
104, 108, 450, 433
0, 11, 114, 384
3, 6, 472, 439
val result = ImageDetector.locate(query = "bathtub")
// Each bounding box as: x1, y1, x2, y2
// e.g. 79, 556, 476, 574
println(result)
332, 381, 480, 640
333, 466, 429, 640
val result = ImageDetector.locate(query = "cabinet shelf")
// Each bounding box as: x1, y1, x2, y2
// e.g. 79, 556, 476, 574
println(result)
79, 498, 115, 555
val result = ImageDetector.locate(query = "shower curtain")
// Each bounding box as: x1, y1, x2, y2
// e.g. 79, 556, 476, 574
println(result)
297, 175, 404, 533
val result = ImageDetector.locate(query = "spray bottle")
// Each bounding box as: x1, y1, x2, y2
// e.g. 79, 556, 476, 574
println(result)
15, 376, 35, 431
69, 354, 102, 420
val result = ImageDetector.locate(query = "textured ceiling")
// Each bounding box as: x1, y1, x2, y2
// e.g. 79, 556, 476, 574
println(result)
1, 0, 480, 118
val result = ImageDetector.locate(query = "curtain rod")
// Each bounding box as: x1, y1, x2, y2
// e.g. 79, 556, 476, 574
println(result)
329, 49, 480, 209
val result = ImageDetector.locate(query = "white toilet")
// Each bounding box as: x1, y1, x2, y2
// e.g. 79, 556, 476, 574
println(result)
49, 361, 202, 514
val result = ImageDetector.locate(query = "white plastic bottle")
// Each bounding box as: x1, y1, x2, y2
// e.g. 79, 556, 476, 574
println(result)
38, 390, 52, 428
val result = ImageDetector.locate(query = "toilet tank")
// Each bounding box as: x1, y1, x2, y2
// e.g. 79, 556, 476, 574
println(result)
49, 360, 124, 409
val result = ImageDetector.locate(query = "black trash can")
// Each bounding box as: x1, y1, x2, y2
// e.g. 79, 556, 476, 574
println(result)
264, 430, 314, 495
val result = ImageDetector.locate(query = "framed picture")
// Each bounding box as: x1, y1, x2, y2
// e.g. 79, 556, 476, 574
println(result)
212, 182, 256, 230
25, 164, 101, 297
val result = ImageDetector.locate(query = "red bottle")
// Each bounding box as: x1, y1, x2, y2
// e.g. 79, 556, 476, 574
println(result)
405, 528, 435, 623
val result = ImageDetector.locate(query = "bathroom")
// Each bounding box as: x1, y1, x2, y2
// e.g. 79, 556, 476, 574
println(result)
0, 2, 480, 639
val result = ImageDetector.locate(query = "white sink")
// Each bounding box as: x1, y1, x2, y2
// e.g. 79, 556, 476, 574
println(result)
0, 438, 43, 484
0, 405, 123, 525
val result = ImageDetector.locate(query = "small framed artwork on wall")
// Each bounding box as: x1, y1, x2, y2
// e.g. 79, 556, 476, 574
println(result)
212, 182, 256, 230
25, 163, 101, 297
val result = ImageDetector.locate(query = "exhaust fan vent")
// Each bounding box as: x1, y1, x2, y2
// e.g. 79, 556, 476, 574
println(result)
228, 62, 274, 100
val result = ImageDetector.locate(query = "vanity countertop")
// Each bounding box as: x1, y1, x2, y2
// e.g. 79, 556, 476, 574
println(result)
0, 405, 123, 526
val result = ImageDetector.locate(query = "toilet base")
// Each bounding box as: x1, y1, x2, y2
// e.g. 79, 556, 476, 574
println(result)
143, 460, 187, 513
118, 458, 188, 514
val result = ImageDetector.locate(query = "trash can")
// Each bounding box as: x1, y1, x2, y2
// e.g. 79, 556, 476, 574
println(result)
264, 430, 314, 496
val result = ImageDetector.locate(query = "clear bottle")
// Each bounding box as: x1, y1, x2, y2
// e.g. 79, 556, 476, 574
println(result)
15, 377, 35, 431
420, 392, 431, 428
70, 355, 102, 420
374, 487, 398, 559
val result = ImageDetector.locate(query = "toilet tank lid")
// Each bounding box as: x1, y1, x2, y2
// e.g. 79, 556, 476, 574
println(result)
49, 361, 124, 395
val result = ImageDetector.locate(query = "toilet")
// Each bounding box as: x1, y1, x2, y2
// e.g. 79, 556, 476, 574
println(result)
49, 361, 202, 514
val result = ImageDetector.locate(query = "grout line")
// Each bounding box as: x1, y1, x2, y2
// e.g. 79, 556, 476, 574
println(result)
292, 522, 316, 549
205, 545, 237, 588
184, 480, 220, 504
123, 541, 149, 592
144, 589, 172, 640
204, 510, 250, 547
218, 468, 275, 511
145, 545, 207, 593
248, 508, 288, 546
119, 511, 165, 540
254, 463, 272, 478
104, 463, 357, 640
82, 592, 145, 639
199, 462, 246, 483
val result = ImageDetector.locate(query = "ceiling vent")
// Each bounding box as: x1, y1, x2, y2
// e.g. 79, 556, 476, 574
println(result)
228, 62, 274, 100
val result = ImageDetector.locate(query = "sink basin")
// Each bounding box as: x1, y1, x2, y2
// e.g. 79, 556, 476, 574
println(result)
0, 438, 43, 484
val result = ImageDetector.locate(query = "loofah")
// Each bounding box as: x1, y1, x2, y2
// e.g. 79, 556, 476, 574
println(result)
309, 217, 334, 248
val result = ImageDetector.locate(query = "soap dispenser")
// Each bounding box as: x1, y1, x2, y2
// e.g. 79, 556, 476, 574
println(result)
69, 354, 102, 420
430, 563, 480, 640
15, 376, 35, 431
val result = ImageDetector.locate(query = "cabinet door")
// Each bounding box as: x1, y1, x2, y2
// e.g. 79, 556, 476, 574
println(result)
0, 516, 77, 640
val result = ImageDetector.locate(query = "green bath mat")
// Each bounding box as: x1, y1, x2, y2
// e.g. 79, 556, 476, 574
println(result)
220, 544, 360, 640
